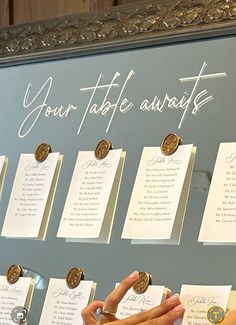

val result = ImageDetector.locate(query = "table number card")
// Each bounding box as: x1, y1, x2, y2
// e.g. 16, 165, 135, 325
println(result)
0, 275, 35, 325
122, 145, 196, 244
175, 284, 232, 325
39, 278, 96, 325
0, 155, 8, 201
115, 284, 168, 318
57, 149, 125, 243
199, 143, 236, 244
1, 152, 63, 240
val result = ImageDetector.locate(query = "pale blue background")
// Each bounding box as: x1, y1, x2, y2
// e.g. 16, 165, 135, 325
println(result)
0, 34, 235, 323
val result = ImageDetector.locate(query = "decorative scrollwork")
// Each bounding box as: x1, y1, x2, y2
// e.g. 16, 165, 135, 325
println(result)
0, 0, 236, 64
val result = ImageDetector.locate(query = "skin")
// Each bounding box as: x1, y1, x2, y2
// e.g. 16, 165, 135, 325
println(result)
82, 271, 236, 325
221, 309, 236, 324
82, 271, 185, 325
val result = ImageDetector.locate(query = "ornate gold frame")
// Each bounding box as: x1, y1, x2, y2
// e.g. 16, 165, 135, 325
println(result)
1, 0, 236, 65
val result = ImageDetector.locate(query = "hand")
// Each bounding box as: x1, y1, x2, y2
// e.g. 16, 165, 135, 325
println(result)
82, 271, 185, 325
221, 309, 236, 324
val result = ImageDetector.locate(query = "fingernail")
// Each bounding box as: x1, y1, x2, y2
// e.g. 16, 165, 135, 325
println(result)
167, 293, 180, 302
173, 304, 185, 312
128, 271, 139, 279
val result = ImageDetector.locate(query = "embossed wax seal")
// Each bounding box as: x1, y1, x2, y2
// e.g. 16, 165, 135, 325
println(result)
66, 267, 85, 289
95, 140, 113, 160
207, 306, 225, 324
35, 143, 52, 162
133, 271, 152, 294
7, 264, 23, 284
161, 133, 183, 155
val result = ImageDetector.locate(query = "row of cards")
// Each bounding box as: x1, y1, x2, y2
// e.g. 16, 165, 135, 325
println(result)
0, 272, 235, 325
0, 142, 235, 244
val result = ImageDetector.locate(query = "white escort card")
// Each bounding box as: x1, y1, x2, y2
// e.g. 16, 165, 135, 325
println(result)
57, 149, 125, 243
39, 278, 96, 325
1, 152, 63, 240
0, 275, 35, 325
175, 284, 232, 325
199, 142, 236, 244
0, 155, 8, 201
115, 284, 168, 318
122, 145, 196, 244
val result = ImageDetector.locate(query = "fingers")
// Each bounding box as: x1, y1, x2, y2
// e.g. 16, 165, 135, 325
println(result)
103, 271, 139, 314
82, 275, 185, 325
165, 289, 172, 299
139, 304, 185, 325
222, 309, 236, 324
83, 271, 139, 325
81, 300, 104, 325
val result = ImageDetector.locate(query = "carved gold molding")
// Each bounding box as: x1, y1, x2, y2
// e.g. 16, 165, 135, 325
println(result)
1, 0, 236, 65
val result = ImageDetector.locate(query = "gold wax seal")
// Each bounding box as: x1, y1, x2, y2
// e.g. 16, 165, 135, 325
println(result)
207, 306, 225, 324
66, 267, 85, 289
95, 140, 113, 160
133, 271, 152, 294
35, 143, 52, 162
7, 264, 23, 284
161, 133, 183, 156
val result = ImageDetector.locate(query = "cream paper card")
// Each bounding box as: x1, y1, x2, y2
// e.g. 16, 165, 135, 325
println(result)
175, 284, 232, 325
39, 278, 96, 325
0, 155, 8, 201
228, 290, 236, 311
57, 149, 125, 243
1, 152, 63, 239
0, 275, 35, 325
115, 284, 167, 318
199, 142, 236, 244
122, 145, 196, 244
